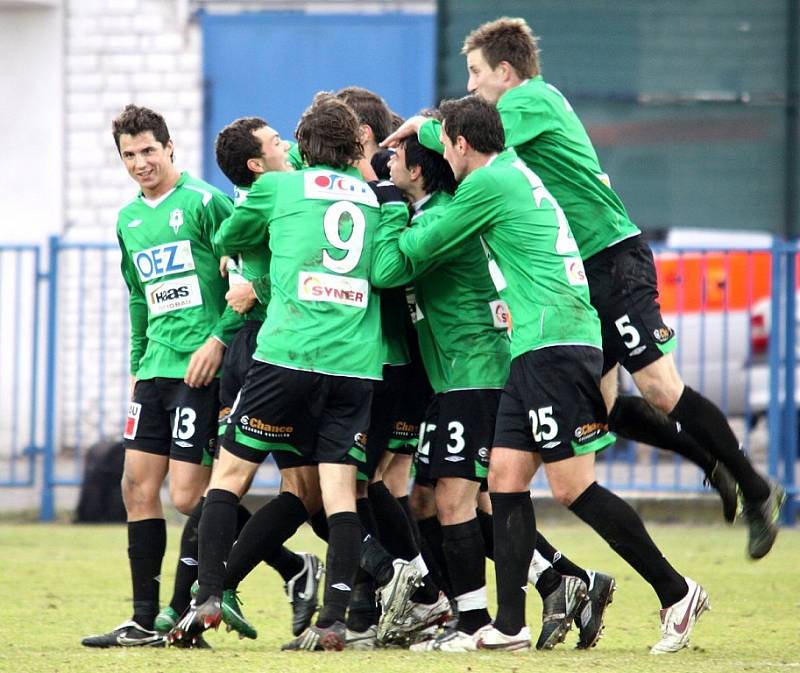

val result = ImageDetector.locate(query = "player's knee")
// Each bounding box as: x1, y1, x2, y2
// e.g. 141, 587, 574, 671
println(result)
409, 484, 436, 519
169, 483, 203, 514
639, 384, 682, 415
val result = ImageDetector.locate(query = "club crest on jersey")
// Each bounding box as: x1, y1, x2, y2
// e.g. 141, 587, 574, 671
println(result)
304, 171, 378, 207
169, 208, 184, 234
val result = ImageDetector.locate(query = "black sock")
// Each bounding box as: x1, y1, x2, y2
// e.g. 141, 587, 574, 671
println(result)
476, 508, 494, 560
236, 503, 252, 532
535, 567, 563, 599
223, 491, 308, 590
397, 495, 422, 548
670, 386, 769, 501
442, 518, 490, 635
535, 532, 590, 586
128, 518, 166, 630
268, 546, 305, 583
309, 508, 329, 542
368, 481, 420, 561
356, 496, 379, 537
168, 499, 203, 615
610, 395, 715, 473
569, 482, 687, 608
196, 489, 239, 603
490, 492, 535, 635
360, 533, 395, 586
317, 511, 361, 627
418, 515, 452, 598
346, 569, 379, 632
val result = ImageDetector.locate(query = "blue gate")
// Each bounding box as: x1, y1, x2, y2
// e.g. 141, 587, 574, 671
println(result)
0, 245, 42, 487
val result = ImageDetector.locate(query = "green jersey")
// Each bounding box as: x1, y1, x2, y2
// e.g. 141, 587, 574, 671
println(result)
497, 77, 640, 260
224, 186, 270, 322
215, 165, 388, 379
374, 191, 510, 392
117, 172, 238, 379
396, 148, 602, 359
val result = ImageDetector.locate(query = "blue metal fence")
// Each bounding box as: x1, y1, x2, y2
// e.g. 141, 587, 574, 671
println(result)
0, 237, 796, 522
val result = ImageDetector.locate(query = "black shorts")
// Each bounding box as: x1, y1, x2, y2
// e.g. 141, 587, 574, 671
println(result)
222, 361, 373, 469
585, 235, 676, 376
217, 323, 311, 471
493, 346, 614, 463
363, 362, 432, 480
219, 320, 262, 423
123, 378, 219, 465
415, 389, 499, 482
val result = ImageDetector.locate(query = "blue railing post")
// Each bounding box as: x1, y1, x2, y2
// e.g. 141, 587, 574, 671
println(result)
39, 235, 60, 521
782, 242, 798, 524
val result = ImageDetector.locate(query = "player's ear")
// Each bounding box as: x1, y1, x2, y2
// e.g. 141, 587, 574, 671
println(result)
409, 164, 422, 182
246, 157, 264, 174
166, 139, 175, 162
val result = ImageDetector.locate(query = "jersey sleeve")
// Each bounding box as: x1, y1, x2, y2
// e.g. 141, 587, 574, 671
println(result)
497, 90, 555, 149
211, 305, 245, 346
214, 173, 276, 256
398, 170, 503, 264
418, 119, 444, 155
372, 202, 442, 288
118, 232, 148, 376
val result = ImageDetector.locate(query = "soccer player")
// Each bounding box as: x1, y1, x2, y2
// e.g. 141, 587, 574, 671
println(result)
379, 95, 708, 654
374, 129, 613, 651
170, 117, 324, 643
172, 93, 400, 652
82, 105, 239, 648
387, 16, 785, 559
335, 87, 440, 649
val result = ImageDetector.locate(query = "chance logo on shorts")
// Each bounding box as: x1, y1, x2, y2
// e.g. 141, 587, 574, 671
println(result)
298, 271, 369, 308
134, 240, 195, 282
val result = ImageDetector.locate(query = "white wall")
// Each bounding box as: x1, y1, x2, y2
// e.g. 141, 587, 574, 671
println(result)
0, 2, 63, 244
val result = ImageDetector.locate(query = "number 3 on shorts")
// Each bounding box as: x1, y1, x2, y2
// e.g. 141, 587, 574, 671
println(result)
529, 406, 557, 442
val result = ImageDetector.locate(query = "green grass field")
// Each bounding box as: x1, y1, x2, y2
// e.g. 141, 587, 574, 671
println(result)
2, 521, 798, 673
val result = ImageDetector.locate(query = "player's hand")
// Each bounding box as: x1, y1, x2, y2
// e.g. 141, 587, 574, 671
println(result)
368, 179, 405, 205
225, 283, 257, 315
184, 338, 225, 388
129, 375, 137, 399
380, 115, 427, 148
219, 256, 231, 277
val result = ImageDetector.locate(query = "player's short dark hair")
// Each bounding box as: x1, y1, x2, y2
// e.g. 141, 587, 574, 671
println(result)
215, 116, 267, 188
462, 17, 540, 79
439, 95, 505, 155
111, 104, 171, 153
296, 92, 363, 169
336, 86, 394, 144
401, 135, 457, 196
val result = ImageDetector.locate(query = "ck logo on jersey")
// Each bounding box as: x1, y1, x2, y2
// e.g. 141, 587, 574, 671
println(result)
304, 171, 378, 207
169, 208, 184, 234
489, 300, 510, 330
134, 240, 195, 282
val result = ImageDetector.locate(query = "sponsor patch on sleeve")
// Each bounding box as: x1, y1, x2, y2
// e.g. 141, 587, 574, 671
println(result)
489, 300, 510, 329
563, 257, 588, 285
124, 402, 142, 440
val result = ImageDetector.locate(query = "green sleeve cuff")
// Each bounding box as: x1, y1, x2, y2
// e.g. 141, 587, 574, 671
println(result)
419, 119, 444, 155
